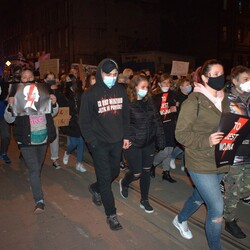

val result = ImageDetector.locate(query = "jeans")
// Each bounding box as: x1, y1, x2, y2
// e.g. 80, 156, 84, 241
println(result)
123, 142, 155, 200
20, 144, 47, 203
153, 146, 173, 171
0, 118, 10, 155
178, 170, 224, 250
66, 136, 84, 163
50, 126, 59, 161
91, 140, 122, 216
171, 146, 185, 168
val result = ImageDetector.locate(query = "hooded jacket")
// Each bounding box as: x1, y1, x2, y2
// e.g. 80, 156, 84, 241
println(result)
79, 58, 130, 146
175, 87, 230, 174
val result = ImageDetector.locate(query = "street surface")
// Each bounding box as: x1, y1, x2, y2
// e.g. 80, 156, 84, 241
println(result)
0, 133, 249, 250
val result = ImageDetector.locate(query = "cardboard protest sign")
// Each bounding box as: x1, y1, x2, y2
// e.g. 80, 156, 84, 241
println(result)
39, 59, 59, 79
215, 112, 250, 167
11, 83, 52, 116
170, 60, 189, 76
53, 107, 70, 127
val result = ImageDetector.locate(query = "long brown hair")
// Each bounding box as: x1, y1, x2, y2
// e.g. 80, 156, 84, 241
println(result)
127, 74, 151, 102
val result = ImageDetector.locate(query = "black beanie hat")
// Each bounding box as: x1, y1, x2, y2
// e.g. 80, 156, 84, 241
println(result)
102, 59, 118, 74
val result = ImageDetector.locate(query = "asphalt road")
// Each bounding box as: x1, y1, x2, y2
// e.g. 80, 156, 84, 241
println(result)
0, 133, 249, 250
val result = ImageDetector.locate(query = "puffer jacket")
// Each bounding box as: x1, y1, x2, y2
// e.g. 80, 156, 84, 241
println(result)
175, 92, 230, 174
128, 98, 165, 149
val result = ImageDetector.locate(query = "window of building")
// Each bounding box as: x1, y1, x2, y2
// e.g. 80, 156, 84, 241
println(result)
239, 0, 243, 14
223, 26, 227, 42
65, 29, 68, 48
58, 30, 61, 49
223, 0, 227, 10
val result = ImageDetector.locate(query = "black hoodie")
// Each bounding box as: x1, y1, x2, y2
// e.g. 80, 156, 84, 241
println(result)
79, 58, 130, 146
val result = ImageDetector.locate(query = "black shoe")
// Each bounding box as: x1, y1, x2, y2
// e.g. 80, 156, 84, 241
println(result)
34, 202, 45, 214
225, 220, 246, 239
88, 184, 102, 206
162, 171, 177, 183
119, 179, 128, 199
140, 200, 154, 213
106, 214, 123, 230
150, 165, 156, 178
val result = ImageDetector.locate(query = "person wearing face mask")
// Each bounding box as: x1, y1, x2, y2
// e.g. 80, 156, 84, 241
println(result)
173, 59, 231, 250
4, 68, 58, 213
169, 77, 193, 171
63, 73, 86, 173
150, 73, 178, 183
79, 58, 130, 231
222, 65, 250, 239
44, 72, 69, 170
119, 75, 165, 213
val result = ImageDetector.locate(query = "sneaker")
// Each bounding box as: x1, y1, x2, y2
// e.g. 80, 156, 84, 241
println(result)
106, 214, 123, 230
52, 161, 61, 169
170, 158, 176, 169
120, 161, 127, 171
220, 180, 225, 194
63, 151, 69, 165
181, 166, 185, 171
88, 184, 102, 206
0, 154, 11, 164
241, 195, 250, 205
140, 200, 154, 213
76, 162, 86, 173
119, 179, 128, 199
225, 220, 246, 239
34, 202, 45, 214
172, 215, 193, 239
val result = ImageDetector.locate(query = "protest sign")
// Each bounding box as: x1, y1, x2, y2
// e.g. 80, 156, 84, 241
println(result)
53, 107, 70, 127
215, 112, 250, 167
170, 60, 189, 76
11, 83, 51, 116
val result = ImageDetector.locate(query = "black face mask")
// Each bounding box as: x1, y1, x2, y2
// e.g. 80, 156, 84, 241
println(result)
207, 75, 225, 91
66, 81, 72, 88
46, 80, 56, 86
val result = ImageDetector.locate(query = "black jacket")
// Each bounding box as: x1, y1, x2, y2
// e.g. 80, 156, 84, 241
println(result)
13, 114, 56, 146
153, 90, 177, 147
128, 98, 165, 149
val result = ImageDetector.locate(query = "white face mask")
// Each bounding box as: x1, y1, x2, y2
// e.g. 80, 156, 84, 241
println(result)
161, 86, 169, 92
239, 80, 250, 92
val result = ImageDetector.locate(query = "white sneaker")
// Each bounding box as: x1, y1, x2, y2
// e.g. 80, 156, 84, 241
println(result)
63, 151, 69, 165
170, 159, 176, 169
172, 215, 193, 239
76, 162, 86, 173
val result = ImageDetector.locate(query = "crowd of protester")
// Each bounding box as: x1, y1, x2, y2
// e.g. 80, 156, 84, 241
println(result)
0, 57, 250, 249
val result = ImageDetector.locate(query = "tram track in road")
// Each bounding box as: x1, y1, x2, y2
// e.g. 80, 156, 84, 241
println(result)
59, 135, 249, 250
129, 184, 249, 250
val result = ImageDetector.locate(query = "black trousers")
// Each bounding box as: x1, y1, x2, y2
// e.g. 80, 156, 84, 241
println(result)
91, 140, 122, 216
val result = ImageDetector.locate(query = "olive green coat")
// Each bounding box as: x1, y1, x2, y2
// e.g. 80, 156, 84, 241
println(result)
175, 92, 230, 174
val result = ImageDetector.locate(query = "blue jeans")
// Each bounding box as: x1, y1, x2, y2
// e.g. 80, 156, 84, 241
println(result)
20, 144, 47, 203
178, 170, 224, 250
66, 136, 84, 163
171, 146, 184, 168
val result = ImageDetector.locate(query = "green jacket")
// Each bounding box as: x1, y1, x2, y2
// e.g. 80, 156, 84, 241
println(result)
175, 92, 230, 174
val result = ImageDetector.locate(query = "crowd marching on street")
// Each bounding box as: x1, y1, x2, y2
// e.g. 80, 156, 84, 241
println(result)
0, 57, 250, 250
